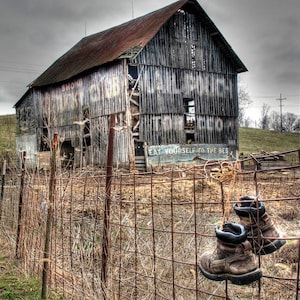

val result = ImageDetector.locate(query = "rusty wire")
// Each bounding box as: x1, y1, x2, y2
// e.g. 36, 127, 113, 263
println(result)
0, 150, 299, 299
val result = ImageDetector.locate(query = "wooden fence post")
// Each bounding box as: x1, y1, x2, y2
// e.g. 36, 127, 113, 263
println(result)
296, 240, 300, 300
101, 114, 115, 298
41, 133, 58, 299
0, 159, 6, 220
16, 152, 26, 259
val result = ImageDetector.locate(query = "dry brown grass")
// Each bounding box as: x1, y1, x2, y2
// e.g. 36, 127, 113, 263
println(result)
0, 165, 299, 299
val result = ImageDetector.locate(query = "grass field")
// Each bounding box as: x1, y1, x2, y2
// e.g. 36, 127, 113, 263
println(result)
239, 127, 300, 154
0, 115, 16, 157
0, 255, 41, 300
0, 114, 298, 158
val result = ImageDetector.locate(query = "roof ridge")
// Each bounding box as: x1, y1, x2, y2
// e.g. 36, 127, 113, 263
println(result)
29, 0, 246, 88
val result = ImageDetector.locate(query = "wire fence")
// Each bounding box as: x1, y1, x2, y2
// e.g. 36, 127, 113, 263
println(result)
0, 149, 299, 299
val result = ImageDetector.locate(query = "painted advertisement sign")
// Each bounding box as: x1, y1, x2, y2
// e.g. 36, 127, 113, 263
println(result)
147, 144, 229, 166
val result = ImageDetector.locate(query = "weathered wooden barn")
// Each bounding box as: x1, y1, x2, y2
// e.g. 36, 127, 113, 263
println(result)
14, 0, 247, 170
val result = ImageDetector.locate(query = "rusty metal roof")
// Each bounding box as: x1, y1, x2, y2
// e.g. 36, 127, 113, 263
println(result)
31, 0, 247, 87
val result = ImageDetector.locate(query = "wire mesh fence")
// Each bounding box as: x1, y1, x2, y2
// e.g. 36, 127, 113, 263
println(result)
0, 150, 299, 299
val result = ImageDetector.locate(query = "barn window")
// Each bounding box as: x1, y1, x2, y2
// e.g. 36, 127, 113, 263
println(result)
183, 98, 195, 128
82, 106, 91, 148
40, 116, 50, 151
183, 98, 195, 143
128, 65, 138, 90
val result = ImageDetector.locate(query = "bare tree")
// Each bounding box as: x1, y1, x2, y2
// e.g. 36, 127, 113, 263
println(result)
259, 103, 270, 130
244, 117, 251, 128
238, 84, 252, 127
269, 111, 298, 132
269, 111, 281, 131
283, 112, 298, 132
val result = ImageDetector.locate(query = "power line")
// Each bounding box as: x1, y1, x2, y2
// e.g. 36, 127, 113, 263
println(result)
0, 60, 46, 75
0, 60, 46, 68
251, 94, 299, 98
0, 66, 40, 74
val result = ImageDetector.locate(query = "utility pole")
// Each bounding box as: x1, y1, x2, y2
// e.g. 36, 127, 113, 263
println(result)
276, 93, 286, 132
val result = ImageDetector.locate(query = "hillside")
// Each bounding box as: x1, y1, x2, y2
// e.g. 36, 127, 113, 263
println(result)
0, 114, 299, 160
239, 127, 300, 155
0, 114, 16, 161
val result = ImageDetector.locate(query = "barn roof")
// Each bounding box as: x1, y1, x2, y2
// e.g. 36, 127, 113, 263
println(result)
31, 0, 247, 87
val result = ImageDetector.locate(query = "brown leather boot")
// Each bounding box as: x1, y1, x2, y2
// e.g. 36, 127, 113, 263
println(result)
199, 223, 262, 285
234, 196, 286, 255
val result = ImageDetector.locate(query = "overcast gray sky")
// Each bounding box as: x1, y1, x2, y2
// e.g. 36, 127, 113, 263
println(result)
0, 0, 299, 125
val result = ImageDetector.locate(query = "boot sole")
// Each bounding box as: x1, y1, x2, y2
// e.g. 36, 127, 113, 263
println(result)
257, 239, 286, 255
199, 264, 262, 285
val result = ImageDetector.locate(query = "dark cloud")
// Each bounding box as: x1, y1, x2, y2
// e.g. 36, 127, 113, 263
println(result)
0, 0, 299, 120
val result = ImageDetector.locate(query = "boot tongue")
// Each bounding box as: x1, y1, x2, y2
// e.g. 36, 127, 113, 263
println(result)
216, 223, 247, 244
240, 196, 257, 207
223, 223, 241, 235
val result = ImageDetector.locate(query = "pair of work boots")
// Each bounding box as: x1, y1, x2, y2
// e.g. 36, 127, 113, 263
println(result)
199, 196, 286, 285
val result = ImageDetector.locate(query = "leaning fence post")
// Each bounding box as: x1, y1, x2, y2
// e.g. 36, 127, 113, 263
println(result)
41, 133, 58, 299
16, 151, 26, 259
101, 114, 115, 298
0, 159, 6, 220
296, 239, 300, 300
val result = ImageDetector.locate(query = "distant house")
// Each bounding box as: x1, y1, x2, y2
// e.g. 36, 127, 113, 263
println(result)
14, 0, 247, 170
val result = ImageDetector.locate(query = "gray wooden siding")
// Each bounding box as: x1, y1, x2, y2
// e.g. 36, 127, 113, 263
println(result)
135, 10, 238, 149
138, 66, 237, 116
35, 61, 126, 125
22, 61, 131, 167
140, 114, 185, 146
135, 11, 236, 74
16, 90, 36, 135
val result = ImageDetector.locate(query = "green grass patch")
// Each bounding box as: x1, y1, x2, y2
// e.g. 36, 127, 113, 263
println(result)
0, 256, 61, 300
0, 258, 41, 300
0, 275, 40, 299
239, 127, 300, 155
0, 115, 16, 161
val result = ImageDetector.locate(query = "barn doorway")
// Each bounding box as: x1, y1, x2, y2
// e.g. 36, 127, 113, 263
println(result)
40, 117, 50, 151
183, 98, 195, 143
60, 140, 74, 168
134, 140, 146, 171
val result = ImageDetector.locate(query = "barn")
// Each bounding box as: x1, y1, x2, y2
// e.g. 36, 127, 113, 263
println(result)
14, 0, 247, 171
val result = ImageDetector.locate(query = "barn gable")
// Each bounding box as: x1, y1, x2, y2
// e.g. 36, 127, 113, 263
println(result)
29, 0, 246, 88
135, 9, 240, 148
15, 0, 247, 170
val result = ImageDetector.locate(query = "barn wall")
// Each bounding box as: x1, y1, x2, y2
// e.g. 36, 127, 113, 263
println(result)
15, 90, 36, 135
139, 114, 185, 146
32, 61, 131, 167
15, 134, 37, 168
138, 66, 237, 116
136, 10, 237, 74
134, 10, 239, 153
15, 8, 242, 168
